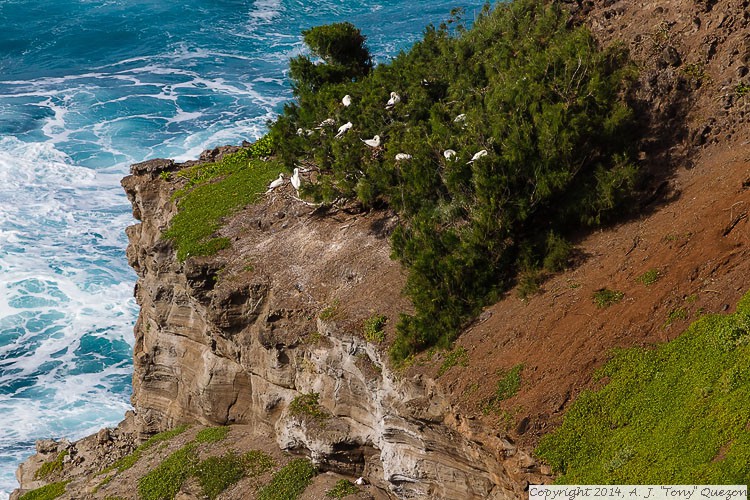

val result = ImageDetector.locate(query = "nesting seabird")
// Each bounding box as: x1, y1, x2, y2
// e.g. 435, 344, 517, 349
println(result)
443, 149, 457, 160
335, 122, 353, 138
291, 167, 301, 193
317, 118, 335, 128
267, 173, 285, 191
385, 92, 401, 109
342, 94, 352, 107
361, 135, 381, 147
468, 149, 488, 163
395, 153, 412, 161
454, 113, 467, 123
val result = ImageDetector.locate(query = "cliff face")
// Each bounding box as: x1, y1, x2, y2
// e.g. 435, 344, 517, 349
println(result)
115, 155, 538, 498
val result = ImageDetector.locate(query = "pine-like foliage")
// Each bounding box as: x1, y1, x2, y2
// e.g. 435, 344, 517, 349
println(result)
269, 0, 639, 362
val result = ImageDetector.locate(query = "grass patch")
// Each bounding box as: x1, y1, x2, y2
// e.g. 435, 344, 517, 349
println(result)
665, 306, 689, 327
326, 479, 359, 498
319, 300, 342, 321
257, 458, 317, 500
289, 392, 329, 421
593, 289, 624, 308
34, 450, 67, 479
164, 149, 281, 261
105, 424, 189, 474
363, 314, 387, 343
636, 269, 661, 286
536, 292, 750, 483
485, 364, 523, 412
19, 481, 69, 500
436, 346, 469, 377
242, 450, 277, 477
138, 443, 199, 500
195, 426, 230, 444
195, 453, 245, 500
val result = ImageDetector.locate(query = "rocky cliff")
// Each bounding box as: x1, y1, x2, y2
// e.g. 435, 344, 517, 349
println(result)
13, 151, 544, 498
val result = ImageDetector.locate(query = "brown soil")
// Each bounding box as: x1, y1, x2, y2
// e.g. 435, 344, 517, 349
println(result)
410, 0, 750, 456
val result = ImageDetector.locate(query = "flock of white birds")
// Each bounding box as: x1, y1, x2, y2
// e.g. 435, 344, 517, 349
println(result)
269, 92, 489, 193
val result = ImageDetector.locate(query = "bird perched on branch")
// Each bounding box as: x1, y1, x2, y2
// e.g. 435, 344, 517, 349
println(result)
468, 149, 488, 163
385, 92, 401, 109
342, 94, 352, 107
443, 149, 457, 160
335, 122, 353, 138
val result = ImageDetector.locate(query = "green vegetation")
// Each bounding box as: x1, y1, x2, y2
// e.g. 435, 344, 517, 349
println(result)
536, 292, 750, 484
665, 306, 689, 327
195, 453, 245, 500
735, 82, 750, 97
34, 450, 67, 479
164, 147, 281, 261
105, 424, 189, 474
319, 300, 342, 321
138, 444, 199, 500
289, 392, 329, 421
257, 458, 317, 500
195, 426, 230, 444
18, 482, 69, 500
593, 289, 624, 308
242, 450, 277, 477
269, 0, 638, 361
485, 364, 523, 412
436, 346, 469, 377
636, 268, 661, 286
326, 479, 359, 498
363, 314, 387, 343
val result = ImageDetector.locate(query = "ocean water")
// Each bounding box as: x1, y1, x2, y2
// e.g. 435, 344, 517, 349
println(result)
0, 0, 486, 493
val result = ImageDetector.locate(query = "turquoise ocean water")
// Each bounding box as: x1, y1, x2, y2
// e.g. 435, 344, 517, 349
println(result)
0, 0, 486, 492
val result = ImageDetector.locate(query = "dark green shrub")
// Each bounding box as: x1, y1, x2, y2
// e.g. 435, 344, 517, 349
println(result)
269, 0, 639, 361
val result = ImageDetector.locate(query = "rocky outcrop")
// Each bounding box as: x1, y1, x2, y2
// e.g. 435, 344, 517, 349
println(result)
114, 155, 535, 498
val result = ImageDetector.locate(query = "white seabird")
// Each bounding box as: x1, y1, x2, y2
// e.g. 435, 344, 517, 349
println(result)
395, 153, 412, 161
355, 477, 366, 486
296, 127, 304, 136
454, 113, 467, 123
335, 121, 353, 138
385, 92, 401, 109
468, 149, 488, 163
342, 94, 352, 107
443, 149, 457, 160
291, 167, 301, 193
361, 135, 381, 148
267, 173, 285, 191
317, 118, 335, 128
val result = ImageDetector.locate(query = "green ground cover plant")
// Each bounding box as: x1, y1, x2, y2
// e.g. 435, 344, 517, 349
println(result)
104, 424, 189, 474
536, 292, 750, 483
636, 268, 660, 286
138, 444, 199, 500
164, 148, 281, 261
18, 481, 69, 500
289, 392, 329, 421
326, 479, 359, 498
33, 450, 67, 479
257, 458, 317, 500
593, 289, 624, 308
195, 453, 245, 500
436, 346, 469, 377
485, 364, 523, 412
195, 426, 230, 444
363, 314, 387, 343
269, 0, 639, 362
242, 450, 277, 477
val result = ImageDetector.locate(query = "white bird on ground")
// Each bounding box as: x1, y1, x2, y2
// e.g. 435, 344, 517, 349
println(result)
342, 94, 352, 107
454, 113, 467, 123
443, 149, 457, 160
317, 118, 335, 128
468, 149, 488, 163
355, 477, 366, 486
361, 135, 381, 148
385, 92, 401, 109
291, 167, 301, 193
267, 173, 285, 191
335, 121, 353, 138
395, 153, 412, 161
